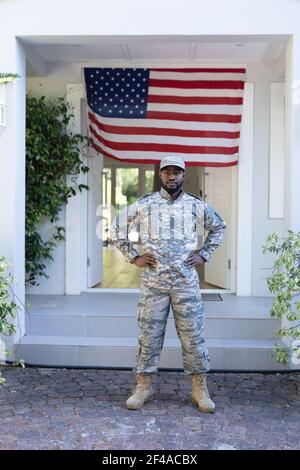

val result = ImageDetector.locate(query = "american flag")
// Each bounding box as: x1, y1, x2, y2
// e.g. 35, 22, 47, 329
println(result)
84, 67, 246, 167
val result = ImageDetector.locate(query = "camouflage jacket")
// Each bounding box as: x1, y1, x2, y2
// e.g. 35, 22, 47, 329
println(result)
109, 187, 226, 289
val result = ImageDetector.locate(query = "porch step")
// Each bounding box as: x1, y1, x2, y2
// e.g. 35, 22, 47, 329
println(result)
13, 335, 288, 371
25, 293, 280, 341
21, 293, 287, 370
25, 312, 280, 340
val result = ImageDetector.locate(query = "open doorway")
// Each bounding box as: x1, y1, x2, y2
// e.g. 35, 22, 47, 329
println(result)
89, 156, 234, 291
98, 158, 156, 288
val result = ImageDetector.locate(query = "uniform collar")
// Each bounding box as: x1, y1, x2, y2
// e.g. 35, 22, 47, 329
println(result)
159, 186, 184, 201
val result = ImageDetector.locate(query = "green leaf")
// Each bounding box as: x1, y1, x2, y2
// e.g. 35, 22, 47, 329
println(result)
25, 94, 91, 286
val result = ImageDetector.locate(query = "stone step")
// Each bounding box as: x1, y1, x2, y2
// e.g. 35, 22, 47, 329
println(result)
25, 312, 280, 340
13, 335, 288, 371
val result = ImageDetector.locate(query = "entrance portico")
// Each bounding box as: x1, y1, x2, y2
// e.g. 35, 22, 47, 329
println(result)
1, 0, 300, 369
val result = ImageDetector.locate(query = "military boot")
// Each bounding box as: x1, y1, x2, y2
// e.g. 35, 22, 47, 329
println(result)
191, 373, 215, 413
126, 373, 153, 410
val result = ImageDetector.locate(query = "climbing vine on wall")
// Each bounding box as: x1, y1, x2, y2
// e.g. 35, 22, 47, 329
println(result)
26, 95, 90, 286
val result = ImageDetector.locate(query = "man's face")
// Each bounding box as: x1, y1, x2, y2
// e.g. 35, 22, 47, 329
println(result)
159, 165, 185, 194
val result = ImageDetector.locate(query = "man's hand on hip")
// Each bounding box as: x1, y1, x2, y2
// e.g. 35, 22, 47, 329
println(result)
186, 252, 206, 268
133, 253, 157, 269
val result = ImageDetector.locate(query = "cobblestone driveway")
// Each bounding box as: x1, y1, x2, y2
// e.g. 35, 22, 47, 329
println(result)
0, 367, 299, 450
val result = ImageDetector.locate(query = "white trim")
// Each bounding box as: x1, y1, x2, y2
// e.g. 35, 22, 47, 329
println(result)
236, 82, 254, 296
65, 83, 87, 294
78, 61, 246, 70
269, 82, 284, 219
231, 164, 238, 293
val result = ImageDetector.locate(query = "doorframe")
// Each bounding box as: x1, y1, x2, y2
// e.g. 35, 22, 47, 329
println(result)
65, 83, 88, 294
66, 82, 254, 296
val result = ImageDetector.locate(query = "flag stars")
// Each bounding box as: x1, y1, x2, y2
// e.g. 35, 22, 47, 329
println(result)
86, 68, 149, 118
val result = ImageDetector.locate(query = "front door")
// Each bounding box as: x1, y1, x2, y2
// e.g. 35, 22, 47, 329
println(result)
204, 166, 232, 289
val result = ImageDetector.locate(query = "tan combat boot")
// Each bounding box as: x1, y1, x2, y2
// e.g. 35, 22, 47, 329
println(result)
191, 373, 215, 413
126, 373, 153, 410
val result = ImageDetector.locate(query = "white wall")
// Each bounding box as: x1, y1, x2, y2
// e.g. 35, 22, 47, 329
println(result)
1, 0, 300, 35
26, 59, 284, 296
247, 63, 285, 296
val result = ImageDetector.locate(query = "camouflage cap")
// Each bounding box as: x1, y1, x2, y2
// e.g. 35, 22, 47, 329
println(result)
159, 156, 185, 171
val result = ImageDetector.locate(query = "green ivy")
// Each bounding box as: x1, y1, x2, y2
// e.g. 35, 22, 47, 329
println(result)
26, 95, 90, 286
263, 230, 300, 365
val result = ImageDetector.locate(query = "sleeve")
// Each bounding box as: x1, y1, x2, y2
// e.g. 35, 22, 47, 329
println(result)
108, 202, 140, 263
199, 203, 227, 263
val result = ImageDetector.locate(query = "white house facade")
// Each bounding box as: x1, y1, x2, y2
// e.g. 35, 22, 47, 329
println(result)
1, 0, 300, 370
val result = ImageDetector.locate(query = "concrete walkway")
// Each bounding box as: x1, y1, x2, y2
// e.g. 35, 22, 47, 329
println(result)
0, 366, 299, 450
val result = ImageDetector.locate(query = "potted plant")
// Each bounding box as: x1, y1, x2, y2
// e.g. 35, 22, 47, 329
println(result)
263, 230, 300, 366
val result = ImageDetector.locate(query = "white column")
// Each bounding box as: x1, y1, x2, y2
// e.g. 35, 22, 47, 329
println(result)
284, 36, 300, 369
285, 36, 300, 232
0, 36, 26, 346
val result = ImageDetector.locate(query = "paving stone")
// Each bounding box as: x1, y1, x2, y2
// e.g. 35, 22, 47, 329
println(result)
0, 366, 299, 450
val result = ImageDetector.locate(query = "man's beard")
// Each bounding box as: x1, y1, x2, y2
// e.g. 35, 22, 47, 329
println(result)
160, 179, 183, 195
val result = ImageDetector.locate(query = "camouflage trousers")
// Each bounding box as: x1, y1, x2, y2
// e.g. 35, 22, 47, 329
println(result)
133, 282, 210, 374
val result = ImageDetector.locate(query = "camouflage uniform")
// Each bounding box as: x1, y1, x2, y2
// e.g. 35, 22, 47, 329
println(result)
110, 183, 226, 375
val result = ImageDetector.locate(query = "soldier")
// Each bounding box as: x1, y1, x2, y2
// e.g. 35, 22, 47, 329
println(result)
109, 156, 226, 412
